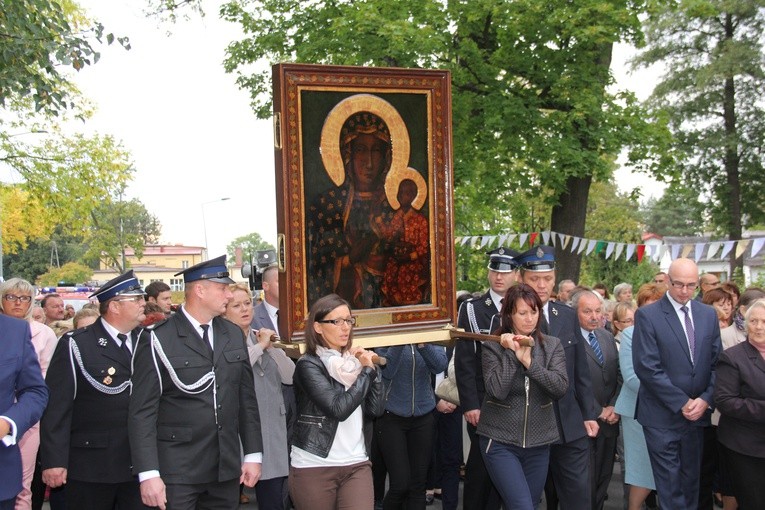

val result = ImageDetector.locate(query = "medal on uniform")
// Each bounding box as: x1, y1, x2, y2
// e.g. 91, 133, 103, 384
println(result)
103, 375, 113, 385
485, 298, 492, 306
552, 307, 558, 316
98, 338, 108, 347
107, 367, 116, 375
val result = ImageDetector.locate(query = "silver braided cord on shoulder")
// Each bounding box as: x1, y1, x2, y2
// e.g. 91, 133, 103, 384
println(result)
69, 340, 132, 395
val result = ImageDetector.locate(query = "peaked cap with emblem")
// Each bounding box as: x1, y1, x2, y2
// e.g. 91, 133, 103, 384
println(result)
175, 254, 235, 284
486, 246, 521, 273
90, 270, 145, 303
517, 245, 556, 272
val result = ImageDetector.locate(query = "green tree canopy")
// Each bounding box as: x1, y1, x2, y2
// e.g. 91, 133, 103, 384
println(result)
226, 232, 275, 265
641, 184, 706, 237
0, 0, 129, 115
220, 0, 669, 282
35, 260, 92, 286
635, 0, 765, 276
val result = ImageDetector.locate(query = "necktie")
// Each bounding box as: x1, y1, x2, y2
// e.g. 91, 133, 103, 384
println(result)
541, 313, 550, 335
681, 305, 696, 360
200, 324, 213, 356
117, 333, 132, 357
588, 331, 604, 364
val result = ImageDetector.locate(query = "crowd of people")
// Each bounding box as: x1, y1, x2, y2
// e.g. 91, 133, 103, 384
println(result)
2, 245, 765, 510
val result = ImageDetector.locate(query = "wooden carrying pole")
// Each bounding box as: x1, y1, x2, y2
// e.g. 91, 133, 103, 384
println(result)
449, 328, 535, 348
269, 334, 388, 365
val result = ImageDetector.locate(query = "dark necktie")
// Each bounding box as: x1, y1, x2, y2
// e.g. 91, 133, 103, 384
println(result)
200, 324, 213, 356
588, 331, 604, 364
681, 305, 696, 361
541, 312, 550, 335
117, 333, 132, 357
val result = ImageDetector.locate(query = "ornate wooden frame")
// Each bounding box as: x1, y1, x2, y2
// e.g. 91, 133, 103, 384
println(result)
272, 63, 455, 345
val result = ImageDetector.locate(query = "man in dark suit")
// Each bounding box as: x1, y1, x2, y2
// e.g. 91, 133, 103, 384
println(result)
633, 258, 722, 509
0, 315, 48, 510
518, 245, 598, 510
130, 255, 263, 510
41, 270, 148, 510
454, 247, 518, 510
573, 289, 621, 510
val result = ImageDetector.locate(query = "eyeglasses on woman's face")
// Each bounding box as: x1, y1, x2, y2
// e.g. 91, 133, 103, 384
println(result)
317, 317, 357, 327
3, 294, 33, 303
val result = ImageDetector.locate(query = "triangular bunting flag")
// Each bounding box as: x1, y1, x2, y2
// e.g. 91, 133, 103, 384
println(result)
558, 232, 566, 248
596, 241, 607, 255
752, 238, 765, 258
636, 244, 645, 263
735, 239, 750, 259
694, 243, 705, 262
681, 244, 693, 258
707, 242, 721, 260
570, 237, 580, 252
671, 244, 681, 260
530, 232, 539, 245
605, 242, 615, 259
497, 234, 508, 247
506, 234, 517, 246
586, 240, 597, 255
519, 233, 529, 248
626, 244, 636, 261
720, 241, 735, 260
614, 243, 625, 260
460, 236, 470, 246
480, 235, 494, 249
578, 238, 588, 254
541, 231, 550, 245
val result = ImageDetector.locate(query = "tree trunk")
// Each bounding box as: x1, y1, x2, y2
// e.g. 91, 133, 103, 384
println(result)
723, 13, 743, 279
550, 174, 592, 283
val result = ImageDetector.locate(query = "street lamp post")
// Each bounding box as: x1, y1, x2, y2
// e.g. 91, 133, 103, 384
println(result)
201, 197, 230, 260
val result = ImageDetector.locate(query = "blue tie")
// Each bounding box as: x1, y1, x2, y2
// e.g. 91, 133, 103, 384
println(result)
588, 331, 604, 364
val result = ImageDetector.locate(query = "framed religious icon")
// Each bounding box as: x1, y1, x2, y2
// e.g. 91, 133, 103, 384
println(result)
272, 63, 456, 345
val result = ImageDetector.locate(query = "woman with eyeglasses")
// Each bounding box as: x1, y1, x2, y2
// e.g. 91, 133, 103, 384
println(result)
0, 278, 58, 510
289, 294, 384, 509
610, 302, 635, 344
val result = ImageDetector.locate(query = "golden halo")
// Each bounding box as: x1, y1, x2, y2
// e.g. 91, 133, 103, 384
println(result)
385, 167, 428, 211
319, 94, 411, 187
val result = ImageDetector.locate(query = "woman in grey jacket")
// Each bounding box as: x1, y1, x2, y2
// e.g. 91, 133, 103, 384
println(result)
478, 283, 568, 510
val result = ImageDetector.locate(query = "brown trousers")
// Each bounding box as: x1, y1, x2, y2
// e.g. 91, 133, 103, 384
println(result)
289, 460, 373, 510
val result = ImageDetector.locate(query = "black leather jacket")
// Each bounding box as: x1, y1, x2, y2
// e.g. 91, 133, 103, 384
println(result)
292, 354, 384, 458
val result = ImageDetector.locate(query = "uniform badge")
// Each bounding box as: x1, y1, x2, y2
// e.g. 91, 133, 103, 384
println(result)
107, 367, 116, 375
536, 247, 544, 258
552, 307, 558, 316
498, 248, 505, 255
103, 376, 113, 385
98, 338, 108, 347
485, 298, 492, 307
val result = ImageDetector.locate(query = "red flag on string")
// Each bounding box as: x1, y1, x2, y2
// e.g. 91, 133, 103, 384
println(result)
636, 244, 645, 263
530, 232, 538, 245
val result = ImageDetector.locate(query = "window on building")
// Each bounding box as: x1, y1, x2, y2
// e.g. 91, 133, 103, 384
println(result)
170, 278, 184, 292
182, 260, 189, 269
150, 279, 163, 283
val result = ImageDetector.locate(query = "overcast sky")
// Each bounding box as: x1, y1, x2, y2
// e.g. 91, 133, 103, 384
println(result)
69, 0, 662, 263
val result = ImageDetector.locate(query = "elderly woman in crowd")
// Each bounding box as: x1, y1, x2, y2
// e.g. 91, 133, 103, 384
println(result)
478, 283, 568, 509
289, 294, 384, 510
613, 282, 634, 305
721, 288, 765, 349
72, 307, 100, 329
703, 287, 734, 329
0, 278, 58, 510
614, 283, 665, 510
714, 299, 765, 509
223, 283, 294, 509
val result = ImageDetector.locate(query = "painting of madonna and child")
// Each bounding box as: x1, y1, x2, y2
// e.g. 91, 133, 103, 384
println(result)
304, 92, 431, 310
273, 64, 455, 338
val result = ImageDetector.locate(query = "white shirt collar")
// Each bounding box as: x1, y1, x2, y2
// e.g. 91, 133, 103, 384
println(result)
180, 305, 214, 347
489, 289, 504, 311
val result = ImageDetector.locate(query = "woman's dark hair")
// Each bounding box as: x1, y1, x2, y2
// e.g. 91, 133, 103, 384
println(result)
702, 288, 731, 307
304, 294, 354, 355
493, 283, 544, 345
592, 282, 610, 299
